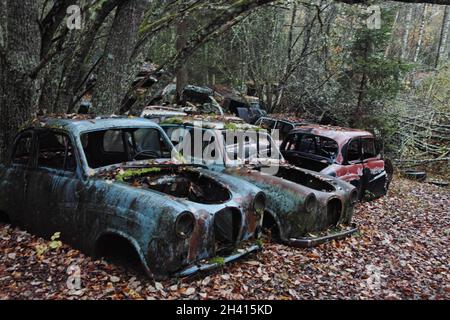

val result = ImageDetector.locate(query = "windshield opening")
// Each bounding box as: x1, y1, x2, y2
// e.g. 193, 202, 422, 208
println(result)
81, 128, 172, 169
222, 130, 280, 163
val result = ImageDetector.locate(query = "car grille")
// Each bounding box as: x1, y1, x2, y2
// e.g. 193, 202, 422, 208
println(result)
214, 208, 242, 250
326, 198, 343, 227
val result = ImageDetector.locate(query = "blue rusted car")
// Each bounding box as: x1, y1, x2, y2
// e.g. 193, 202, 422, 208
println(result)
0, 116, 266, 279
159, 116, 359, 248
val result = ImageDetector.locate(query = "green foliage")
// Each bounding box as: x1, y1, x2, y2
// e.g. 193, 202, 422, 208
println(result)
159, 117, 185, 125
334, 7, 410, 141
35, 232, 63, 258
209, 257, 226, 266
116, 167, 162, 182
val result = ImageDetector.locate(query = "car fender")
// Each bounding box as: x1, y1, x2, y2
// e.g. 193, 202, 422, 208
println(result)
94, 228, 153, 278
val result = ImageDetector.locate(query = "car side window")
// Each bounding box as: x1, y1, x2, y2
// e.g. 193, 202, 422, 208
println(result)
284, 134, 299, 151
347, 139, 361, 163
37, 131, 76, 172
278, 122, 294, 140
296, 135, 316, 154
12, 132, 33, 166
260, 119, 276, 130
362, 138, 377, 160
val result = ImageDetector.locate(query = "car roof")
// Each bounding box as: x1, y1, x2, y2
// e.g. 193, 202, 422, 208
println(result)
258, 116, 308, 125
291, 124, 374, 144
160, 116, 260, 131
25, 116, 160, 136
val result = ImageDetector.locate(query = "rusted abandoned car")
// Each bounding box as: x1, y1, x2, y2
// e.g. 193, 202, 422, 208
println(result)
255, 117, 307, 143
280, 125, 394, 200
0, 117, 266, 279
160, 116, 359, 248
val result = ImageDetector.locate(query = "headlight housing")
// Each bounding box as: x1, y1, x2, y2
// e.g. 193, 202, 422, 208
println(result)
349, 189, 359, 205
175, 211, 196, 239
304, 193, 317, 214
253, 192, 266, 215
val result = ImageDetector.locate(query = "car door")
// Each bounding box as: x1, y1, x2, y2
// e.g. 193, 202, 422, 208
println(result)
2, 130, 35, 226
361, 137, 387, 199
344, 138, 365, 190
25, 129, 84, 243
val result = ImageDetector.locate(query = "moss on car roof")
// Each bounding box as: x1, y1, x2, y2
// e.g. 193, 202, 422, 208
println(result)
160, 115, 261, 131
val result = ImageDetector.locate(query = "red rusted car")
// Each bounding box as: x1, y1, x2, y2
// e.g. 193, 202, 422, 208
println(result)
280, 125, 393, 200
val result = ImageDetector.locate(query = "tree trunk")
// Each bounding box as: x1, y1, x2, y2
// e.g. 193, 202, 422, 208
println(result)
414, 4, 428, 63
176, 17, 189, 104
435, 5, 449, 68
92, 0, 148, 115
58, 0, 125, 113
0, 0, 41, 163
401, 6, 413, 60
385, 10, 400, 57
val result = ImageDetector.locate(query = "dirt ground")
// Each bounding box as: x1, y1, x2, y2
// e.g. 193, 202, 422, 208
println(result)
0, 178, 448, 300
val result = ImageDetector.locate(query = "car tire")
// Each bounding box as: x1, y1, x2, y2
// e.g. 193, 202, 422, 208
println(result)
403, 170, 427, 182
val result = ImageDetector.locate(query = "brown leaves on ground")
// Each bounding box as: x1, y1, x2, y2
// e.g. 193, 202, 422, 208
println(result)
0, 178, 448, 300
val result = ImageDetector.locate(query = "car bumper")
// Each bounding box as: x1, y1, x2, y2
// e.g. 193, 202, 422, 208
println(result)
286, 224, 358, 248
173, 244, 262, 278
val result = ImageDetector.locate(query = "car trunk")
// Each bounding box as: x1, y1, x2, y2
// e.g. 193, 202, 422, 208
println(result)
254, 165, 335, 192
284, 154, 330, 173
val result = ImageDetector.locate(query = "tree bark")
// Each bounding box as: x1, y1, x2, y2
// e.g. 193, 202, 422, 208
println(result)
435, 5, 449, 68
0, 0, 41, 163
58, 0, 125, 113
401, 6, 413, 60
338, 0, 450, 5
414, 4, 428, 63
176, 17, 189, 103
92, 0, 148, 115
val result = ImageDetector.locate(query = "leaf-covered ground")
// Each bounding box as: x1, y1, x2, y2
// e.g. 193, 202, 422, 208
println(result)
0, 178, 448, 300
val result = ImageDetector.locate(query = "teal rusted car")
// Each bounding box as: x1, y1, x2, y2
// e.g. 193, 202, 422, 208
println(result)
0, 117, 266, 279
160, 116, 359, 248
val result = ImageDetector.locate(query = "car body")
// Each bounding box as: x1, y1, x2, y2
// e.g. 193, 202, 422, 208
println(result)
160, 116, 359, 248
255, 116, 308, 143
212, 85, 267, 124
280, 125, 393, 200
0, 117, 266, 279
141, 106, 188, 123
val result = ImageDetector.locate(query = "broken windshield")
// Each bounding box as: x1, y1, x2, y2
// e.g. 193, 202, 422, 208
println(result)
222, 130, 282, 164
81, 128, 173, 169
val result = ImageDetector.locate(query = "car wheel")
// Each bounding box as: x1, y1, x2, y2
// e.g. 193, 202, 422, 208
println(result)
403, 170, 427, 182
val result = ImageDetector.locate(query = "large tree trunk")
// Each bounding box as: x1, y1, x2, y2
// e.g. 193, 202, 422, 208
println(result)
0, 0, 40, 163
58, 0, 125, 113
435, 5, 449, 68
92, 0, 148, 115
176, 18, 189, 104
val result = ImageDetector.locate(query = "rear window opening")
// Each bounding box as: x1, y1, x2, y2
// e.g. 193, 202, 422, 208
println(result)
284, 133, 339, 160
81, 128, 172, 169
256, 166, 335, 192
